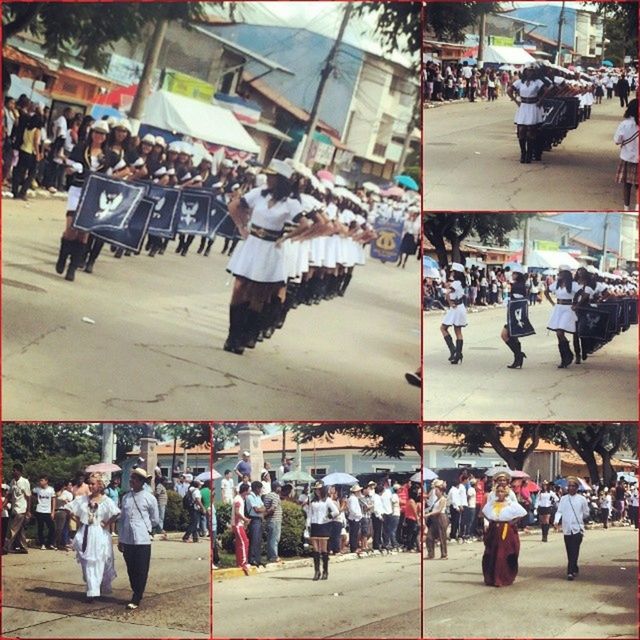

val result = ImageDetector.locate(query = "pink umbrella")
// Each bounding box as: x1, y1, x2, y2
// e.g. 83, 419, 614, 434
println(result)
317, 169, 335, 184
511, 470, 530, 479
381, 186, 404, 198
85, 462, 121, 473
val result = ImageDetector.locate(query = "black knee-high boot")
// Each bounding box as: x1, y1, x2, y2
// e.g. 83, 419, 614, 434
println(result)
519, 138, 527, 163
541, 523, 549, 542
506, 337, 526, 369
312, 552, 321, 581
85, 239, 104, 273
573, 333, 581, 364
339, 271, 353, 297
451, 339, 463, 364
244, 308, 262, 349
321, 552, 329, 580
525, 139, 533, 163
557, 339, 574, 368
223, 305, 245, 355
443, 334, 455, 361
65, 240, 85, 282
55, 237, 73, 274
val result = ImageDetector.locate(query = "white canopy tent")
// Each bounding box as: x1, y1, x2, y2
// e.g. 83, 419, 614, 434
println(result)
141, 90, 260, 154
483, 46, 536, 66
527, 250, 581, 270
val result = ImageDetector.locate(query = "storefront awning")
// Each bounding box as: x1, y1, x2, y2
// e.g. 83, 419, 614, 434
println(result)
482, 46, 537, 66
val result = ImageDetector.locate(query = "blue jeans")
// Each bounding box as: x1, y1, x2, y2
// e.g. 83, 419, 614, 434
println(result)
199, 512, 208, 537
388, 515, 400, 547
264, 519, 282, 561
153, 503, 166, 534
183, 508, 200, 542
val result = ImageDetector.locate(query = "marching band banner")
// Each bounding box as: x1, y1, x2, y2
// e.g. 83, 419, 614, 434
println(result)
73, 174, 146, 233
370, 218, 404, 263
176, 190, 212, 236
146, 184, 181, 239
576, 306, 610, 342
507, 299, 536, 338
209, 197, 239, 240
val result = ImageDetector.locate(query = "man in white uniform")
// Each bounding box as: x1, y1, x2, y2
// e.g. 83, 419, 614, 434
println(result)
554, 476, 590, 580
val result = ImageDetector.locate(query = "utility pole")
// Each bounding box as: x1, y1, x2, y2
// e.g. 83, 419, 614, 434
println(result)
478, 11, 487, 68
556, 1, 566, 66
601, 214, 609, 272
300, 3, 353, 166
129, 17, 169, 129
522, 215, 531, 266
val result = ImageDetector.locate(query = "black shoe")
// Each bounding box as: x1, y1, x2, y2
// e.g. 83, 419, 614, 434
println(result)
567, 573, 574, 581
507, 352, 526, 369
84, 260, 94, 274
223, 339, 244, 355
114, 248, 124, 259
204, 247, 211, 257
405, 372, 421, 387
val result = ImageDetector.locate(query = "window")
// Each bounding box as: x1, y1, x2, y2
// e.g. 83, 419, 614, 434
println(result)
375, 467, 392, 473
310, 467, 327, 476
456, 462, 473, 469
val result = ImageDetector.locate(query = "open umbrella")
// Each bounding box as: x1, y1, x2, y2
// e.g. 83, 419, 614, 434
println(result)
322, 472, 358, 486
602, 60, 614, 67
281, 470, 315, 484
196, 470, 220, 482
362, 181, 381, 194
542, 268, 556, 275
510, 470, 530, 479
85, 462, 121, 473
381, 186, 405, 198
617, 472, 637, 484
334, 175, 347, 187
485, 467, 515, 477
499, 64, 515, 71
423, 255, 440, 270
425, 267, 440, 279
317, 169, 335, 184
462, 57, 477, 66
395, 175, 419, 191
410, 468, 438, 483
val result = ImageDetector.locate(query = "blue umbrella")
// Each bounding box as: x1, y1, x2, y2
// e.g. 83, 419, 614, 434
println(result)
602, 60, 614, 67
462, 57, 477, 66
423, 256, 440, 270
411, 468, 438, 483
395, 175, 419, 191
322, 472, 358, 485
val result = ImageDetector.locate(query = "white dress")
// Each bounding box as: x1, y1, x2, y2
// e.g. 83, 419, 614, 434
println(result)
442, 281, 467, 327
323, 202, 340, 269
513, 79, 545, 125
547, 281, 581, 333
227, 187, 303, 283
65, 496, 120, 597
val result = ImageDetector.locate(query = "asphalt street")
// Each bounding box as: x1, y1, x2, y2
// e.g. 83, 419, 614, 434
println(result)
1, 537, 210, 638
423, 303, 638, 421
213, 552, 421, 638
2, 197, 420, 421
424, 526, 638, 638
424, 96, 627, 211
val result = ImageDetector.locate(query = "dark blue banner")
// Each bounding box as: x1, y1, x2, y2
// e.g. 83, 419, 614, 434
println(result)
176, 190, 212, 236
147, 184, 181, 239
576, 306, 610, 342
370, 218, 404, 263
507, 299, 536, 338
73, 174, 145, 233
628, 298, 638, 325
209, 197, 239, 240
86, 197, 154, 253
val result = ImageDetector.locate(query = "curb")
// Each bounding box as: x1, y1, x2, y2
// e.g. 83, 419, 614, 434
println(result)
213, 549, 414, 581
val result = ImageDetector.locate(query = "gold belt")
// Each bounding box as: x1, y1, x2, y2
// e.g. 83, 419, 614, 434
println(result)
250, 224, 282, 242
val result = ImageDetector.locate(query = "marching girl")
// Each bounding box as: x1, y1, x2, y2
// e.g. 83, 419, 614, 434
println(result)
306, 482, 339, 580
83, 119, 134, 273
537, 482, 556, 542
224, 159, 307, 355
55, 120, 119, 282
507, 67, 548, 164
613, 98, 638, 211
544, 268, 582, 368
500, 265, 529, 369
440, 263, 467, 365
571, 266, 597, 364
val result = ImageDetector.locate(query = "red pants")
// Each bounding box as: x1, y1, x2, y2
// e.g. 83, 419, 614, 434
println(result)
232, 525, 249, 568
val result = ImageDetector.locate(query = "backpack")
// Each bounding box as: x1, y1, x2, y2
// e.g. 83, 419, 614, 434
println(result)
183, 489, 194, 510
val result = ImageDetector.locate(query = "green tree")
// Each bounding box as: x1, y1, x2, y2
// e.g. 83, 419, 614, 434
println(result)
424, 213, 524, 267
213, 423, 267, 460
356, 2, 421, 56
588, 1, 638, 63
291, 423, 421, 457
2, 2, 206, 71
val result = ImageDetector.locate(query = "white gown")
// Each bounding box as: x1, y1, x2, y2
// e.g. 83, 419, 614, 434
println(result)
65, 496, 120, 597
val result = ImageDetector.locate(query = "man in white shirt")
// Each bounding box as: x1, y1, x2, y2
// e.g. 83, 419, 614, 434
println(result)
33, 474, 56, 550
465, 480, 477, 542
221, 470, 234, 504
380, 484, 393, 550
347, 485, 363, 553
4, 464, 31, 554
447, 480, 463, 541
554, 477, 590, 580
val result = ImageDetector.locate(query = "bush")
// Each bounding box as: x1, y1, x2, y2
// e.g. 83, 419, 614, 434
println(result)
218, 500, 307, 557
163, 490, 189, 531
3, 453, 100, 487
215, 501, 231, 533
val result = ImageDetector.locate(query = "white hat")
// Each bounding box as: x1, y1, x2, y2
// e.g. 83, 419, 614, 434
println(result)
141, 133, 156, 145
242, 450, 251, 457
114, 119, 132, 133
168, 141, 181, 153
155, 136, 166, 147
201, 153, 213, 164
451, 262, 465, 273
221, 158, 234, 168
154, 166, 167, 177
558, 264, 573, 271
130, 467, 151, 480
586, 265, 598, 274
91, 120, 110, 135
264, 158, 294, 179
106, 116, 118, 129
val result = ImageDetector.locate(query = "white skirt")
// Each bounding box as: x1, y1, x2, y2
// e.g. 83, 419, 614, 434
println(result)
66, 185, 83, 213
283, 239, 297, 280
514, 102, 543, 126
309, 237, 325, 267
324, 235, 340, 269
442, 304, 468, 327
72, 524, 117, 597
339, 237, 356, 267
547, 304, 577, 333
296, 239, 310, 277
227, 235, 287, 283
355, 242, 366, 266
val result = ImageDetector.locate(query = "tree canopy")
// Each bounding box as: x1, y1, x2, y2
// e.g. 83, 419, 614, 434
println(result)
356, 2, 421, 57
2, 2, 205, 71
424, 213, 523, 267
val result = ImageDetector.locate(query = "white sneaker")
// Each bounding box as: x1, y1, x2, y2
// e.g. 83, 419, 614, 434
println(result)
40, 545, 46, 550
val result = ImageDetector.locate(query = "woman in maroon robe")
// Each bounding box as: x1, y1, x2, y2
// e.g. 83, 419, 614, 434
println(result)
481, 485, 527, 586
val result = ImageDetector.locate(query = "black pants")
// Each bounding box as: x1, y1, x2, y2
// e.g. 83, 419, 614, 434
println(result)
405, 519, 418, 551
601, 508, 609, 528
35, 512, 55, 547
329, 520, 342, 553
348, 519, 360, 552
372, 516, 383, 550
619, 94, 629, 108
248, 518, 263, 565
183, 508, 200, 542
449, 506, 460, 539
12, 150, 37, 198
121, 544, 152, 605
563, 533, 583, 575
629, 505, 638, 529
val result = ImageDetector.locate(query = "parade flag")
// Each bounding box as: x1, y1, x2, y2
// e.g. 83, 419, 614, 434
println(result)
628, 298, 638, 325
576, 306, 610, 342
209, 198, 239, 239
176, 190, 211, 236
146, 184, 181, 239
370, 218, 404, 263
598, 302, 620, 339
507, 299, 535, 338
73, 174, 145, 233
540, 97, 580, 130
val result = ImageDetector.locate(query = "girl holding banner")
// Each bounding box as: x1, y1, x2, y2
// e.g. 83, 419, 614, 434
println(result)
56, 120, 120, 282
501, 265, 534, 369
544, 268, 582, 368
440, 263, 467, 365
